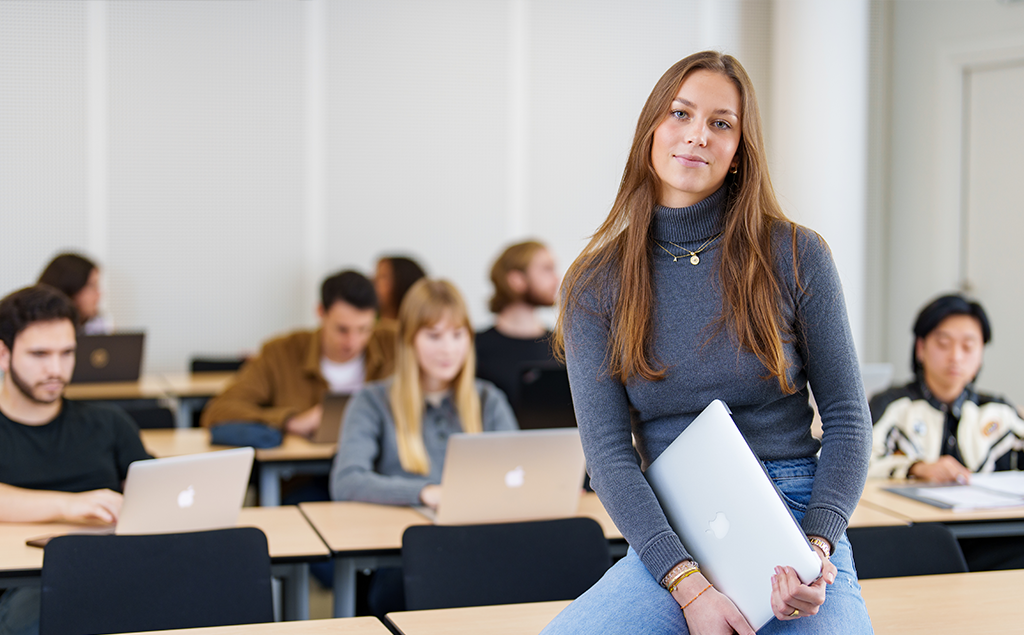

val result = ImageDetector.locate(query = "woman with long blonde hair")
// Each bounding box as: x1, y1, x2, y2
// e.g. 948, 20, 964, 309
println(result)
542, 51, 872, 633
329, 278, 517, 508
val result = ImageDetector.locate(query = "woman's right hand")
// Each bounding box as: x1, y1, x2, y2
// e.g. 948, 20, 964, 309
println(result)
418, 484, 442, 509
672, 572, 755, 635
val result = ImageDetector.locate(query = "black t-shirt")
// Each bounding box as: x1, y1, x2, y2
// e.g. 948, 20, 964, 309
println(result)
0, 400, 151, 493
475, 327, 555, 407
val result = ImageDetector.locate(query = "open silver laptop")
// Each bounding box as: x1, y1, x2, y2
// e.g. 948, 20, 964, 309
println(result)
28, 447, 254, 546
418, 428, 586, 525
312, 393, 350, 444
645, 400, 821, 630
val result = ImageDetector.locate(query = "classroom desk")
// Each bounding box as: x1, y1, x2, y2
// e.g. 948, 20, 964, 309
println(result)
386, 600, 571, 635
0, 507, 329, 621
860, 569, 1024, 633
139, 428, 336, 507
384, 570, 1024, 634
64, 375, 169, 401
858, 478, 1024, 538
300, 493, 624, 618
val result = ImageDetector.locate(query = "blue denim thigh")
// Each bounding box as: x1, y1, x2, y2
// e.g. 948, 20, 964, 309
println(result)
758, 458, 873, 634
539, 547, 689, 635
540, 458, 873, 634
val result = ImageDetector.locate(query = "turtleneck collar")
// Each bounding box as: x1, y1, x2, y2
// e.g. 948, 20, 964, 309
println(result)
651, 185, 728, 244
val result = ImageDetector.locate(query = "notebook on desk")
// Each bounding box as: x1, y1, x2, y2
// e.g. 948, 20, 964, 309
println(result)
416, 428, 587, 525
27, 447, 254, 547
645, 400, 822, 630
884, 472, 1024, 511
71, 332, 145, 383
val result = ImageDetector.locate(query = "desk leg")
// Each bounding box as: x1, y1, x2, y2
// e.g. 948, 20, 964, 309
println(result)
272, 562, 310, 621
333, 557, 357, 618
174, 398, 191, 428
259, 465, 282, 507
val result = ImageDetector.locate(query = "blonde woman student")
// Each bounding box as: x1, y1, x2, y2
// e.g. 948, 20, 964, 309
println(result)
542, 51, 873, 634
329, 278, 518, 508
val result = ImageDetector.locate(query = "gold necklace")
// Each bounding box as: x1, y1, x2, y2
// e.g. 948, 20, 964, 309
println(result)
655, 233, 722, 265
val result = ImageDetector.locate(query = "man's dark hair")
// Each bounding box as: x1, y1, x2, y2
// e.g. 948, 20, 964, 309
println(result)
381, 256, 427, 314
0, 285, 79, 351
321, 270, 378, 312
911, 293, 991, 377
38, 252, 98, 300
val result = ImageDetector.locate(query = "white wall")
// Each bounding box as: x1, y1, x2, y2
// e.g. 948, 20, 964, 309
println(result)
885, 0, 1024, 403
1, 0, 775, 374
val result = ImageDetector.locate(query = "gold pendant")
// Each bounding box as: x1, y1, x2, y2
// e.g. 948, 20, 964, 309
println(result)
690, 255, 700, 265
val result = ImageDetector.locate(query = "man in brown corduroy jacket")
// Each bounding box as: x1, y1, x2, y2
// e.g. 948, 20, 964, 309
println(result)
200, 270, 395, 446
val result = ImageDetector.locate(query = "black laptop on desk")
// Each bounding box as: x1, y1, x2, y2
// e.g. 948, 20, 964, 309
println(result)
71, 332, 146, 383
514, 361, 577, 429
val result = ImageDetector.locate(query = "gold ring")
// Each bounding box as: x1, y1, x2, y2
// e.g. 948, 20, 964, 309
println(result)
788, 608, 800, 617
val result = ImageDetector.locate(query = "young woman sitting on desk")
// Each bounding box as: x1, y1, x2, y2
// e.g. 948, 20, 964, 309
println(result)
541, 51, 873, 634
329, 277, 518, 508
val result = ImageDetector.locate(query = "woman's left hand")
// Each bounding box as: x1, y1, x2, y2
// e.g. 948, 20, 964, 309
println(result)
770, 542, 836, 621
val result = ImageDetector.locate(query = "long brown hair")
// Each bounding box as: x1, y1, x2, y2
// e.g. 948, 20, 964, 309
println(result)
391, 278, 481, 475
554, 51, 801, 393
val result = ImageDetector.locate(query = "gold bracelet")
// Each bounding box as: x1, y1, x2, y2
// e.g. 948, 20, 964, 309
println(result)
808, 537, 832, 559
661, 560, 699, 589
681, 583, 713, 611
667, 566, 701, 593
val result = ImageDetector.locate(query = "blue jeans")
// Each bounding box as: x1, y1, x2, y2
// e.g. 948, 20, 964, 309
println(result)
0, 587, 40, 635
541, 458, 873, 634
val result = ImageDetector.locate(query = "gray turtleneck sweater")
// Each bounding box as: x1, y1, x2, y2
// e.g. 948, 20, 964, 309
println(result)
563, 186, 871, 582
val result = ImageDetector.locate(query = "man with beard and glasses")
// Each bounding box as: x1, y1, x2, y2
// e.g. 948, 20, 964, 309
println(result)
0, 285, 150, 635
475, 241, 561, 408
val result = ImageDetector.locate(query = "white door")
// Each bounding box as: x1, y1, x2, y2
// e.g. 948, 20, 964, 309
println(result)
964, 61, 1024, 406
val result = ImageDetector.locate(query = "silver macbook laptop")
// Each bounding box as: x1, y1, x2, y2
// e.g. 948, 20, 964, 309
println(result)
418, 428, 586, 525
645, 400, 821, 630
28, 447, 254, 546
71, 332, 145, 383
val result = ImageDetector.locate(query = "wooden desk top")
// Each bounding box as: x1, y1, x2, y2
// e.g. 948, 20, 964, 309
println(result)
859, 478, 1024, 524
861, 569, 1024, 633
387, 600, 570, 635
0, 506, 326, 574
161, 372, 237, 398
118, 617, 390, 634
848, 499, 909, 528
139, 428, 336, 463
141, 428, 225, 457
301, 492, 622, 554
237, 506, 329, 560
65, 375, 168, 401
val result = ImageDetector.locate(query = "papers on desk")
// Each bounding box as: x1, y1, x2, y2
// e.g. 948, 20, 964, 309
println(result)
886, 472, 1024, 511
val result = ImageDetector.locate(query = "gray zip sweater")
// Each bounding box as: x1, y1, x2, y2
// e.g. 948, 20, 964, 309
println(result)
563, 186, 872, 582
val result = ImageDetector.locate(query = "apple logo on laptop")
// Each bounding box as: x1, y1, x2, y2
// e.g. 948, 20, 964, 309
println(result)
177, 485, 195, 509
504, 466, 525, 488
706, 512, 730, 539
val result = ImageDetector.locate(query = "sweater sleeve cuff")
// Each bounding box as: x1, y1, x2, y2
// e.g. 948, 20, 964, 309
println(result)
637, 531, 692, 583
801, 506, 849, 550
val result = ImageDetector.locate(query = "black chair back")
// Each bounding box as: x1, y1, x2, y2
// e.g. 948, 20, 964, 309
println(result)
847, 523, 968, 579
123, 406, 176, 429
190, 357, 246, 373
40, 527, 273, 635
402, 517, 610, 610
